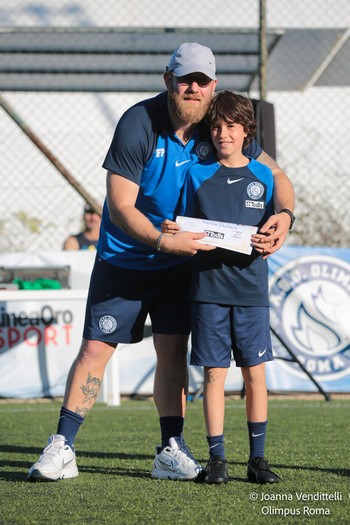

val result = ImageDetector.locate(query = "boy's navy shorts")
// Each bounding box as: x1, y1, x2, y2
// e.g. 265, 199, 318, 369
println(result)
190, 302, 273, 368
83, 256, 192, 345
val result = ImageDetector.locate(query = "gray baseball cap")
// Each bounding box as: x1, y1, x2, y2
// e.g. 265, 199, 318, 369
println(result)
167, 42, 217, 80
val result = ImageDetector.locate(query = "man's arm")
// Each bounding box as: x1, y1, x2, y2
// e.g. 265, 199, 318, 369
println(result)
257, 151, 295, 211
252, 151, 295, 257
106, 171, 215, 256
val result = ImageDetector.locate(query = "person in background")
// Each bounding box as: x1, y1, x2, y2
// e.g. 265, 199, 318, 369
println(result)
28, 43, 294, 483
63, 204, 101, 251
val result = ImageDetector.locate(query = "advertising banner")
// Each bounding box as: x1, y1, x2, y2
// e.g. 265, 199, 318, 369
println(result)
0, 290, 87, 398
0, 247, 349, 400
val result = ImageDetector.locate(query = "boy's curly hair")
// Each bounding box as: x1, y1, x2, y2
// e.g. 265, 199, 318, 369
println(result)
205, 90, 256, 149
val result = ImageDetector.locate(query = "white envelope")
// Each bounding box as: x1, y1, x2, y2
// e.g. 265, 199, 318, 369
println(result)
176, 216, 257, 255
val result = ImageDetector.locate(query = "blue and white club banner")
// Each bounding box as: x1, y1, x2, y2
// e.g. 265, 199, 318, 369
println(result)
0, 248, 349, 399
267, 247, 350, 392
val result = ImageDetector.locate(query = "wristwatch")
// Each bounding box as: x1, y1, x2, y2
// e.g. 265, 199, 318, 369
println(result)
279, 208, 295, 230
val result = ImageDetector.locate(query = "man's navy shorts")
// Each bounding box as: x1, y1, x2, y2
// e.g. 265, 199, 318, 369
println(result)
83, 256, 192, 345
190, 302, 273, 368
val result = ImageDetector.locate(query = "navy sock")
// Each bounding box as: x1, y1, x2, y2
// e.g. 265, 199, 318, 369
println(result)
57, 406, 84, 449
207, 434, 225, 460
159, 416, 184, 449
247, 420, 267, 460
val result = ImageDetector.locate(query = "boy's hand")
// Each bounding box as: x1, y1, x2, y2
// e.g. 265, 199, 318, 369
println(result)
161, 219, 179, 235
251, 212, 292, 258
251, 228, 276, 259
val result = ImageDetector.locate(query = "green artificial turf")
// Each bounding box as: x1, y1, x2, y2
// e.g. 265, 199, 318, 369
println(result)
0, 398, 349, 525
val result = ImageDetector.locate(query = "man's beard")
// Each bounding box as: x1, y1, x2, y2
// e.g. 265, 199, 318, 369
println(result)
168, 89, 211, 124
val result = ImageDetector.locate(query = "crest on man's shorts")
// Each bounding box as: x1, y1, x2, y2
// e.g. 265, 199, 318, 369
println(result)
99, 315, 117, 334
269, 255, 350, 381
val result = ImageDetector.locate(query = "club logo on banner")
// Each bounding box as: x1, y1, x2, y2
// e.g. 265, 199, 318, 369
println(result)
269, 255, 350, 381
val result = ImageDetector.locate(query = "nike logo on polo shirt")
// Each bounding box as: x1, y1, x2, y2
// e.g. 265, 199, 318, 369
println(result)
227, 177, 244, 184
258, 348, 267, 357
175, 160, 191, 167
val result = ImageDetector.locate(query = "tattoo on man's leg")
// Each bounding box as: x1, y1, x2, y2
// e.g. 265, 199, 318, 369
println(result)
75, 407, 88, 417
80, 372, 102, 405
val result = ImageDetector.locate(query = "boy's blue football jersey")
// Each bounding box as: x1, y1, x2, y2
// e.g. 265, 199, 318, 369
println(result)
181, 157, 275, 305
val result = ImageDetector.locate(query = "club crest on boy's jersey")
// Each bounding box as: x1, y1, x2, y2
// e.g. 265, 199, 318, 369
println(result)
196, 141, 213, 160
269, 255, 350, 381
247, 181, 264, 200
245, 181, 265, 209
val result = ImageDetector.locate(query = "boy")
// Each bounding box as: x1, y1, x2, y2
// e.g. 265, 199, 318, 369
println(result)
163, 90, 283, 484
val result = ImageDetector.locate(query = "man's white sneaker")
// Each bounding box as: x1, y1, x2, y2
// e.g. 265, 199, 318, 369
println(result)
178, 433, 203, 473
28, 434, 78, 481
151, 436, 203, 481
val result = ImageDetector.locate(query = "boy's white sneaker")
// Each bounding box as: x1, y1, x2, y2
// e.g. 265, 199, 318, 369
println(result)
28, 434, 78, 481
151, 436, 203, 481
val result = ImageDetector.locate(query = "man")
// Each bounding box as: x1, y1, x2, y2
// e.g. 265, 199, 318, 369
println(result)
28, 42, 295, 482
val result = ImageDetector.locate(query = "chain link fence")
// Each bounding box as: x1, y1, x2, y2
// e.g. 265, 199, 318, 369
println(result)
1, 0, 349, 253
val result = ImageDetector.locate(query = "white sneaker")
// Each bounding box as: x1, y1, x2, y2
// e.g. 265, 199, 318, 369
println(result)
151, 436, 203, 481
28, 434, 78, 481
178, 433, 203, 470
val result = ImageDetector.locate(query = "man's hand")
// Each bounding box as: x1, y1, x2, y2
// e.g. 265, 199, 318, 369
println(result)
251, 212, 292, 259
160, 220, 216, 256
160, 231, 216, 256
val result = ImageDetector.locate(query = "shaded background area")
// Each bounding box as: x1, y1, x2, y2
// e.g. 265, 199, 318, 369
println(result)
0, 0, 349, 252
